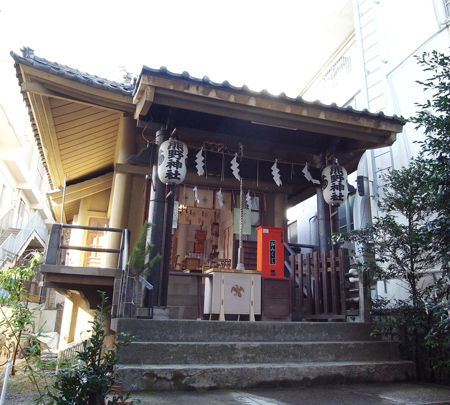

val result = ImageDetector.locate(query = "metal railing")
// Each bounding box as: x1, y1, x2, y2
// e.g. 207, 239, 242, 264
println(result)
0, 209, 14, 236
45, 223, 133, 318
45, 224, 129, 271
0, 211, 48, 268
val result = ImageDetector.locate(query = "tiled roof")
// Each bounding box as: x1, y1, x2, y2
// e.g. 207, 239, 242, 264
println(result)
11, 48, 134, 96
140, 65, 403, 123
12, 48, 402, 124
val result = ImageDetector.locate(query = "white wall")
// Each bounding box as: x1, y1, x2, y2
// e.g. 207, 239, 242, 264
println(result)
292, 0, 450, 302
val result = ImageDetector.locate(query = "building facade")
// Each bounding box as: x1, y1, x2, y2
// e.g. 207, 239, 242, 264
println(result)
0, 104, 52, 270
290, 0, 450, 301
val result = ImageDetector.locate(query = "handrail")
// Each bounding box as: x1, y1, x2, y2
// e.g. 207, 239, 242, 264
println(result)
0, 209, 14, 234
286, 242, 318, 251
284, 242, 296, 256
0, 211, 48, 267
60, 224, 123, 233
45, 223, 129, 270
59, 245, 121, 254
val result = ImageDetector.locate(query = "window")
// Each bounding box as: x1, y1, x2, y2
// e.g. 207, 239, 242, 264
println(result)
16, 199, 27, 228
0, 184, 6, 209
287, 221, 298, 244
445, 0, 450, 18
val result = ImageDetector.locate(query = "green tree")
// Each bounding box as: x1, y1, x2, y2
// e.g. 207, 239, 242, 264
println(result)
128, 222, 160, 276
0, 253, 42, 375
38, 293, 132, 405
410, 49, 450, 271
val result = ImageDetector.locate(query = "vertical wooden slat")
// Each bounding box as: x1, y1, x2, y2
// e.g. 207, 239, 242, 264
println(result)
300, 253, 305, 317
313, 252, 320, 315
321, 250, 329, 314
338, 249, 347, 316
305, 253, 312, 317
300, 254, 305, 316
290, 253, 298, 312
330, 250, 338, 315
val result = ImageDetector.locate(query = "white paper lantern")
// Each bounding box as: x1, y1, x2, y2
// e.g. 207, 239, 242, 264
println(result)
157, 138, 188, 185
321, 161, 348, 207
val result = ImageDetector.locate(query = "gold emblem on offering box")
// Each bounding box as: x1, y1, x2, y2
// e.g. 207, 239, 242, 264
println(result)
231, 284, 244, 297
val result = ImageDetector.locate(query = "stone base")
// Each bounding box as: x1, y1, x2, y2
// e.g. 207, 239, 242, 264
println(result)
117, 361, 415, 392
152, 307, 169, 320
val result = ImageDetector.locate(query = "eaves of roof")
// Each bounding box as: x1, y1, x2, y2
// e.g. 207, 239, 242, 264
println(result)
10, 49, 404, 189
10, 51, 134, 96
11, 49, 404, 126
139, 65, 404, 125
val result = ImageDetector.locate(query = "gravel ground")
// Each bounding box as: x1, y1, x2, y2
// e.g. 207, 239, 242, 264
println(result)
2, 364, 41, 405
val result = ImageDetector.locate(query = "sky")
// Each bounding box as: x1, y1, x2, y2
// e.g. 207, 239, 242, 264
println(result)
0, 0, 350, 137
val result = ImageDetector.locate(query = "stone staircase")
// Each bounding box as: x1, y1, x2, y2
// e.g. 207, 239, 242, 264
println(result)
114, 319, 415, 392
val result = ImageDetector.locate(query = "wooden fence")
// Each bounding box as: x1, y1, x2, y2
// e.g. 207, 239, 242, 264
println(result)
290, 249, 348, 320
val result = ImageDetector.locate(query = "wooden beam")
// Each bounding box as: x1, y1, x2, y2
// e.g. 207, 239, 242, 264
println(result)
43, 275, 114, 287
133, 84, 155, 120
41, 264, 120, 278
20, 64, 134, 113
175, 125, 322, 163
142, 73, 402, 142
28, 92, 65, 187
48, 172, 113, 204
184, 171, 293, 194
154, 90, 392, 146
115, 163, 151, 176
21, 80, 131, 114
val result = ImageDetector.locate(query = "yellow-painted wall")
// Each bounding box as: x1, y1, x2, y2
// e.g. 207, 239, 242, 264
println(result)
126, 175, 147, 249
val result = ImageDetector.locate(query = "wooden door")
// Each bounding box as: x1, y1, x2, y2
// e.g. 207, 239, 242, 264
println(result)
83, 218, 108, 267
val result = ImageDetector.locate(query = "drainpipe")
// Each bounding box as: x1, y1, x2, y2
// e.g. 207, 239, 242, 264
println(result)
160, 185, 175, 307
308, 215, 317, 251
353, 157, 373, 322
316, 186, 330, 253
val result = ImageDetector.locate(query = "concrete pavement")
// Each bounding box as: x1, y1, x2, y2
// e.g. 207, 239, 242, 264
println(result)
129, 382, 450, 405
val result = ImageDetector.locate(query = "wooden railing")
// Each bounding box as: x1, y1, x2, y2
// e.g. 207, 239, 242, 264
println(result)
289, 249, 348, 320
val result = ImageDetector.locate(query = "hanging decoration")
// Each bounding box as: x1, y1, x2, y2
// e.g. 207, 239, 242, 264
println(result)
302, 163, 321, 185
193, 186, 200, 204
321, 159, 348, 207
157, 136, 188, 185
230, 153, 241, 181
271, 159, 282, 187
195, 147, 205, 176
216, 188, 224, 208
246, 190, 252, 209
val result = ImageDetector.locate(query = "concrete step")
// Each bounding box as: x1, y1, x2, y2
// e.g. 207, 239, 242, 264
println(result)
115, 318, 377, 342
119, 340, 401, 365
116, 360, 415, 391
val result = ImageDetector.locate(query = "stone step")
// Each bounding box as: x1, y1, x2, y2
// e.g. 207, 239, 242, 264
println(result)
119, 340, 400, 365
116, 360, 415, 391
114, 318, 377, 342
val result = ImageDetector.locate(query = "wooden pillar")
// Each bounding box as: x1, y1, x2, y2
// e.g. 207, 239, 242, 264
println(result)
106, 115, 136, 268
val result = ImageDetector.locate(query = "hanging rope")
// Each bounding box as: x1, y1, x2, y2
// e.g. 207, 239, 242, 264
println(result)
187, 143, 311, 167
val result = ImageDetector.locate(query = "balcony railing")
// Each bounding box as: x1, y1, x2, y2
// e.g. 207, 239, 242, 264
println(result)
45, 224, 129, 272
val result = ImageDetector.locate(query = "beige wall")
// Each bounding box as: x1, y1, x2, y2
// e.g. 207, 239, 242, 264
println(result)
126, 175, 147, 249
58, 293, 94, 350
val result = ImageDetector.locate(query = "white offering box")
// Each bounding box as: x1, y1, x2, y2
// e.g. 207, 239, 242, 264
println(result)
204, 269, 261, 321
